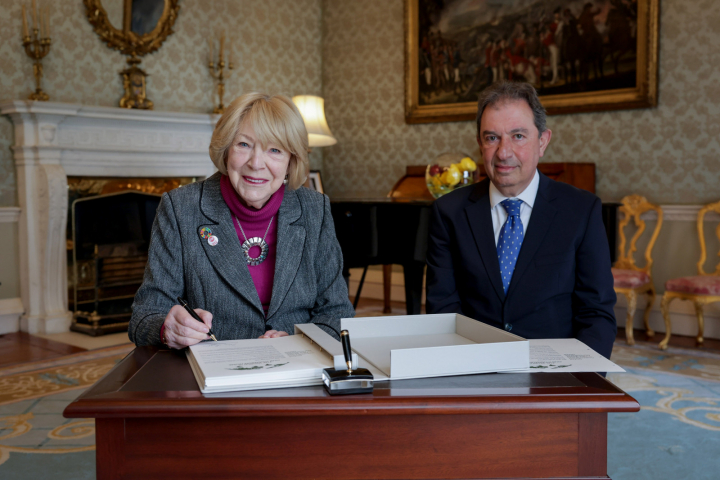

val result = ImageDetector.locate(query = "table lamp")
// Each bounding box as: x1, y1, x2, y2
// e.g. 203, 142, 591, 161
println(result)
292, 95, 337, 147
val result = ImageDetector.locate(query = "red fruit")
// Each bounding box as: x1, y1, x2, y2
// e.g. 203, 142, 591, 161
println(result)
429, 165, 442, 176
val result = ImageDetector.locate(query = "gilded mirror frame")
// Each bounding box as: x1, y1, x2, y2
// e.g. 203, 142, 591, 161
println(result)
84, 0, 180, 58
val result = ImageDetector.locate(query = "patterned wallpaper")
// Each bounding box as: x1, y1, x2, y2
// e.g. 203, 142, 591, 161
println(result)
321, 0, 720, 204
2, 0, 719, 206
0, 0, 323, 206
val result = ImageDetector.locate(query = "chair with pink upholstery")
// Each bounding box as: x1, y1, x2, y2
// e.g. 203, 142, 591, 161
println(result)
659, 200, 720, 350
612, 195, 663, 346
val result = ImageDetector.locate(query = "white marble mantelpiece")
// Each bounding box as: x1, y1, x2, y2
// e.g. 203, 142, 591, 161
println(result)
0, 100, 218, 334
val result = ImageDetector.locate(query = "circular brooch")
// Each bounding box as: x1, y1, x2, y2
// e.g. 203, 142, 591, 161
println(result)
241, 237, 269, 266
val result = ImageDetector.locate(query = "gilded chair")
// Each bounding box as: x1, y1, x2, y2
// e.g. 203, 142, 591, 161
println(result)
612, 195, 663, 345
659, 200, 720, 350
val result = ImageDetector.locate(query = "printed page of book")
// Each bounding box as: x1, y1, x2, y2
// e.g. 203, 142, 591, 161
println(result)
188, 335, 333, 390
515, 338, 625, 373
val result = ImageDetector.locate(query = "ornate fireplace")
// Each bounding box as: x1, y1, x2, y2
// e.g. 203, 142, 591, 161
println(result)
0, 100, 217, 334
66, 178, 193, 335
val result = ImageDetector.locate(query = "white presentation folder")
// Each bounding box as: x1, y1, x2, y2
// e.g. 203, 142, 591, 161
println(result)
340, 314, 529, 380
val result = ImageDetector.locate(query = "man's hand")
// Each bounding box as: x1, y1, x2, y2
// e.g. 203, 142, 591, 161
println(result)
162, 305, 213, 349
258, 330, 289, 339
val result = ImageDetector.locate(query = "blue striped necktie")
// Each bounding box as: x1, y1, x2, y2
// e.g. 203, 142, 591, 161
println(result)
497, 199, 524, 292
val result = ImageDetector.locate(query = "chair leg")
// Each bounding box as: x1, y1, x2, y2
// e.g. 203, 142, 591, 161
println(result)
694, 300, 705, 347
625, 290, 637, 346
643, 286, 656, 338
659, 293, 675, 350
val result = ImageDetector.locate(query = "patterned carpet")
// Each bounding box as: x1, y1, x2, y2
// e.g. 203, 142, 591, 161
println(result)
607, 343, 720, 480
1, 339, 719, 479
0, 344, 134, 479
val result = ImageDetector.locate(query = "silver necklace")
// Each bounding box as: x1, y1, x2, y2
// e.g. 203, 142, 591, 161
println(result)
234, 215, 274, 266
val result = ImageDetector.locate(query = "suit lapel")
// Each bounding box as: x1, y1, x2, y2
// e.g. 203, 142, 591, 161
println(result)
266, 189, 305, 320
506, 173, 558, 298
198, 174, 264, 314
465, 180, 505, 302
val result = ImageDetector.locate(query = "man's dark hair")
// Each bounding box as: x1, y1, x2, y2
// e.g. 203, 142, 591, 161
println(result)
476, 81, 547, 138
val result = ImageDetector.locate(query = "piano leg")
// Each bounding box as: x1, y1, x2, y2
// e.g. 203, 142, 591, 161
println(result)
342, 267, 350, 290
402, 262, 426, 315
383, 265, 393, 313
353, 265, 370, 310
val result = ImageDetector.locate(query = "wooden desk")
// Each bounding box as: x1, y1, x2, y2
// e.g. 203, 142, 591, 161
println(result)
65, 347, 639, 480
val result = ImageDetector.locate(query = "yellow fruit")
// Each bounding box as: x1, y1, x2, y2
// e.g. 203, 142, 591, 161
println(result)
431, 175, 442, 188
444, 166, 461, 186
460, 157, 477, 172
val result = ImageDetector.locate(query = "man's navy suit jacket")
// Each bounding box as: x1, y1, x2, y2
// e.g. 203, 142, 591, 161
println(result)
426, 172, 617, 359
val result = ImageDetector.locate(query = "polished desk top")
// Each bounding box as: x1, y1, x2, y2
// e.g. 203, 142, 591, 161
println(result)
64, 347, 639, 418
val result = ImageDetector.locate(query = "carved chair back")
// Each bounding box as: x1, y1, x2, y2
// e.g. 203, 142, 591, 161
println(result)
615, 194, 663, 274
697, 200, 720, 276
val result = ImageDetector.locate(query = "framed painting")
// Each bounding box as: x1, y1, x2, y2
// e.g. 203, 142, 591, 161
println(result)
405, 0, 659, 124
304, 171, 324, 194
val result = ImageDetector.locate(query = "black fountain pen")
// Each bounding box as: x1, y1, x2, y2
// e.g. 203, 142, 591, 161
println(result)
341, 330, 354, 372
177, 297, 218, 341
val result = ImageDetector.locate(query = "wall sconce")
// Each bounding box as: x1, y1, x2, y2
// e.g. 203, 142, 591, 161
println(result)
292, 95, 337, 147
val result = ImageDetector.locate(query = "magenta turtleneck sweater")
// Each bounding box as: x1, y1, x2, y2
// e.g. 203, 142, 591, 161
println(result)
220, 174, 284, 316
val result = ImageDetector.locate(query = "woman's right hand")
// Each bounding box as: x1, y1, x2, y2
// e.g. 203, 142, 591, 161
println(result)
162, 305, 214, 349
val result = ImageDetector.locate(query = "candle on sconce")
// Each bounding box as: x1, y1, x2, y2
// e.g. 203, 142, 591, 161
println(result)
22, 4, 29, 37
21, 0, 52, 101
44, 6, 50, 38
219, 32, 225, 61
39, 7, 45, 39
32, 0, 38, 31
207, 30, 234, 114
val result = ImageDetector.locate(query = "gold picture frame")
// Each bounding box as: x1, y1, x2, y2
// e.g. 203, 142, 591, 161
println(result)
405, 0, 659, 124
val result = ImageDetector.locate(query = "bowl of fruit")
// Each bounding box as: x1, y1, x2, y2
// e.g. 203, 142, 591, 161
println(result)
426, 153, 479, 199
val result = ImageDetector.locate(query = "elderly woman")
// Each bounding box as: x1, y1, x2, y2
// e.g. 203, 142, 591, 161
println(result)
129, 93, 353, 348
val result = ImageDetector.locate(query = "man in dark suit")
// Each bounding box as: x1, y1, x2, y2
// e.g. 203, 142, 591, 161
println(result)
426, 81, 616, 358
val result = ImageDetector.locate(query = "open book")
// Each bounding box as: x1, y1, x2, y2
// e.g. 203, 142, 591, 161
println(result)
187, 334, 333, 393
187, 319, 623, 394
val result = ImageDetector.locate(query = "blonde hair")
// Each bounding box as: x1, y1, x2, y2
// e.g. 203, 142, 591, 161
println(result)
209, 92, 309, 190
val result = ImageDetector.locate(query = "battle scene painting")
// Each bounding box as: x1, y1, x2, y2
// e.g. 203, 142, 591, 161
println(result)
405, 0, 658, 122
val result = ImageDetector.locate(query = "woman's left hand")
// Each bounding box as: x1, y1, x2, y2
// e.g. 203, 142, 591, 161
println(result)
259, 330, 289, 339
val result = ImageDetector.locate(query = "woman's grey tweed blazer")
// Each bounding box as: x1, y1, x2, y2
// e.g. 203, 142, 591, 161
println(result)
129, 173, 354, 346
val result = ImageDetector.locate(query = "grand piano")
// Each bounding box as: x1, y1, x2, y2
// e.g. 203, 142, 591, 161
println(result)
331, 163, 617, 315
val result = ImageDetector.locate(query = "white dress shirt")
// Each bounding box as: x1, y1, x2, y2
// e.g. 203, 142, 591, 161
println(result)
489, 169, 540, 246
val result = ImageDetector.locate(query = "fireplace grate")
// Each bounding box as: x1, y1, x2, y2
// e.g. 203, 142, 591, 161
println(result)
70, 191, 160, 336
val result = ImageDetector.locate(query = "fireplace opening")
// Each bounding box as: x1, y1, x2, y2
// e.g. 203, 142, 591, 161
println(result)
67, 177, 194, 335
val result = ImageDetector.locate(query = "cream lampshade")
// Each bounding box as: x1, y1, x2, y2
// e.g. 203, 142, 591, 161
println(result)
292, 95, 337, 147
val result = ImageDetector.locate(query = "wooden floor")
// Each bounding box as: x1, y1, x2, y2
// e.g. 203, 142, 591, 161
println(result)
0, 331, 86, 368
617, 326, 720, 352
352, 296, 425, 315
